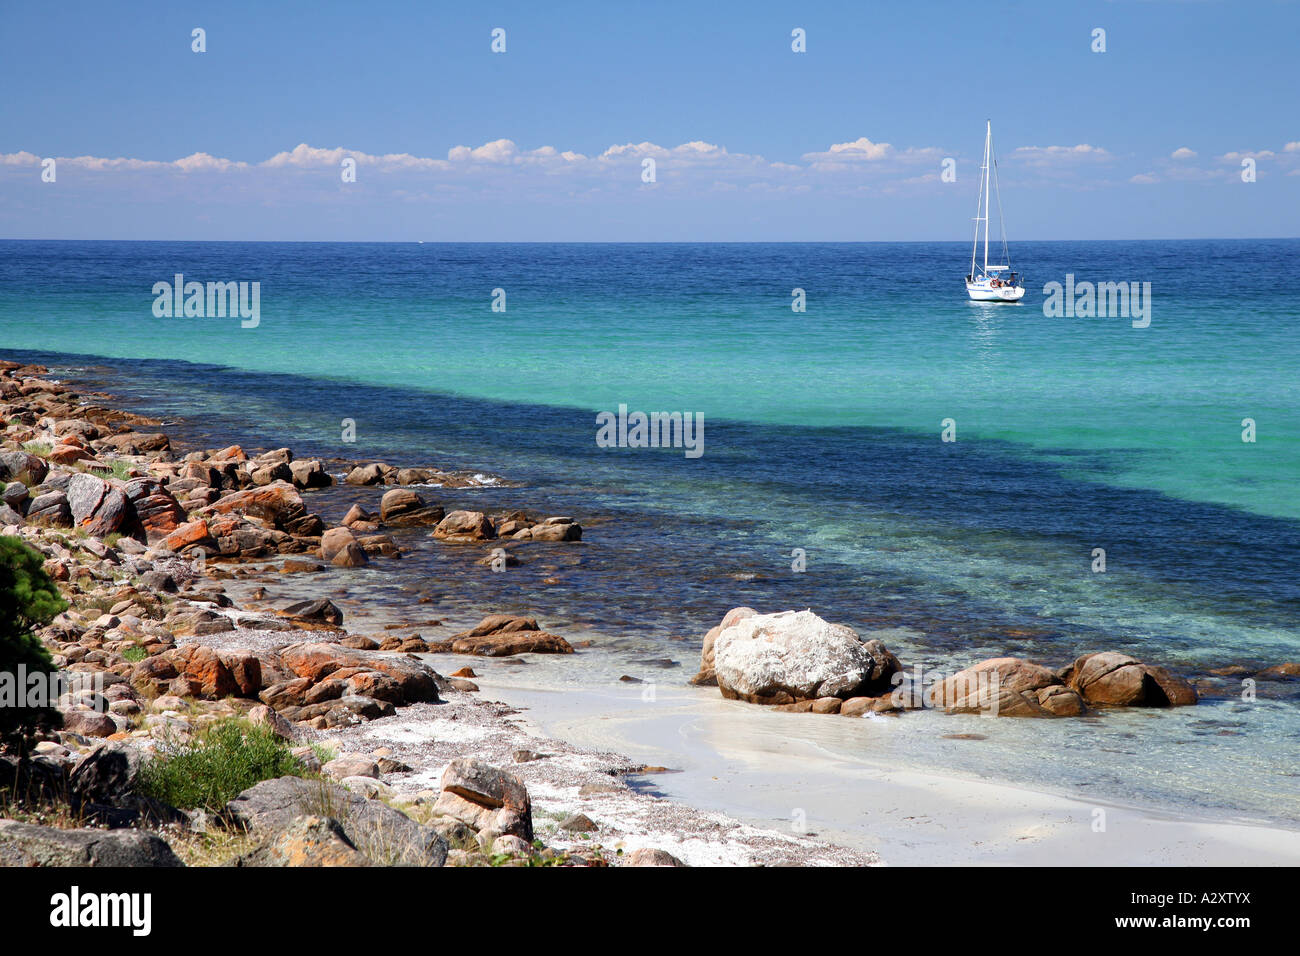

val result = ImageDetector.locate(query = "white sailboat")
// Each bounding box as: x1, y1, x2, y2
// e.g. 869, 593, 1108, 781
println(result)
965, 121, 1024, 302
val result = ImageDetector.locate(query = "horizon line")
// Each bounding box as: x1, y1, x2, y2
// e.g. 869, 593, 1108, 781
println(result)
3, 236, 1298, 245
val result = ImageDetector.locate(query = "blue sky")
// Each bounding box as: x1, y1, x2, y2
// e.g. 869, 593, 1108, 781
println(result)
2, 0, 1297, 240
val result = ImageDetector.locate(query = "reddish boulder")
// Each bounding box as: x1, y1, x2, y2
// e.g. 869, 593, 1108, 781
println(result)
1061, 652, 1197, 708
432, 510, 495, 542
160, 519, 217, 555
436, 614, 573, 656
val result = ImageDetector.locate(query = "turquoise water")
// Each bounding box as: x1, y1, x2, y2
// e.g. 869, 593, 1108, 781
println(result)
5, 240, 1298, 519
3, 239, 1299, 826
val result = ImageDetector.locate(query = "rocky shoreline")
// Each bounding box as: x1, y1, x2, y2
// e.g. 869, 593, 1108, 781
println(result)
0, 358, 872, 867
2, 356, 1296, 868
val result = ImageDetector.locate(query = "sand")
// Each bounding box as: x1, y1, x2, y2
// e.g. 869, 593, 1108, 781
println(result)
459, 675, 1300, 867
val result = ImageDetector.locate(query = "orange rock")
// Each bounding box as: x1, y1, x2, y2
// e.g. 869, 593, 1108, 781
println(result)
179, 645, 239, 699
207, 481, 308, 529
218, 649, 264, 697
160, 519, 215, 553
279, 644, 347, 683
47, 444, 92, 464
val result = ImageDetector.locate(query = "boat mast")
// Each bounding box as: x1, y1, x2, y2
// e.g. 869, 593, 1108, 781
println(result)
982, 120, 991, 275
969, 126, 985, 279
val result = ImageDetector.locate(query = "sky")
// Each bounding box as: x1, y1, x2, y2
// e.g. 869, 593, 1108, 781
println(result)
1, 0, 1297, 241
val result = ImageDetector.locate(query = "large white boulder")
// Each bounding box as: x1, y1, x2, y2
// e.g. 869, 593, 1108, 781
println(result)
712, 609, 899, 704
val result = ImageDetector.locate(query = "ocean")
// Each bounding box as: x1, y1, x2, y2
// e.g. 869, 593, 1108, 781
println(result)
3, 238, 1298, 828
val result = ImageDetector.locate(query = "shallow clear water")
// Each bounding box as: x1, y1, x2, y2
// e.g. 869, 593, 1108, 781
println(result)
3, 239, 1298, 827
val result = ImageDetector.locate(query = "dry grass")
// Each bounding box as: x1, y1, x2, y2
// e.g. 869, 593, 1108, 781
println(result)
162, 821, 261, 867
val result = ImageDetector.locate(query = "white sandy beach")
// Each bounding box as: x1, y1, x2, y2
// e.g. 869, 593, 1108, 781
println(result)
451, 669, 1300, 867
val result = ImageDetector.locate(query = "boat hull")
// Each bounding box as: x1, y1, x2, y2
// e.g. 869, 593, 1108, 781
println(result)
966, 281, 1025, 302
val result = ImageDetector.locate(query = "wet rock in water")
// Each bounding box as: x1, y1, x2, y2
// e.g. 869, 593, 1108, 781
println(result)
280, 559, 324, 574
1060, 652, 1198, 707
692, 606, 758, 686
356, 533, 400, 559
331, 541, 369, 568
1255, 662, 1300, 681
379, 488, 445, 527
519, 517, 583, 542
280, 598, 344, 628
476, 548, 520, 568
840, 695, 906, 717
625, 847, 688, 867
343, 463, 387, 485
433, 757, 533, 843
711, 609, 901, 705
0, 820, 183, 867
432, 509, 496, 542
1037, 684, 1088, 716
930, 657, 1086, 718
288, 459, 332, 489
341, 504, 371, 527
432, 614, 574, 656
320, 526, 359, 561
251, 462, 293, 486
495, 518, 528, 537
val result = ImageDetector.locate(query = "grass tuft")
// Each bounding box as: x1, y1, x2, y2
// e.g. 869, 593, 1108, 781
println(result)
137, 717, 312, 811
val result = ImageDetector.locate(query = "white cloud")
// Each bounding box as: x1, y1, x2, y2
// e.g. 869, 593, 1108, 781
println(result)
1170, 147, 1196, 160
1130, 173, 1159, 184
263, 143, 446, 170
1008, 144, 1111, 166
813, 137, 893, 160
1218, 149, 1275, 162
174, 152, 249, 172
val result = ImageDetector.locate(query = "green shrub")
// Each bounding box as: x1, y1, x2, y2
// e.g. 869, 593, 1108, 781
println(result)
137, 718, 311, 811
0, 536, 67, 754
